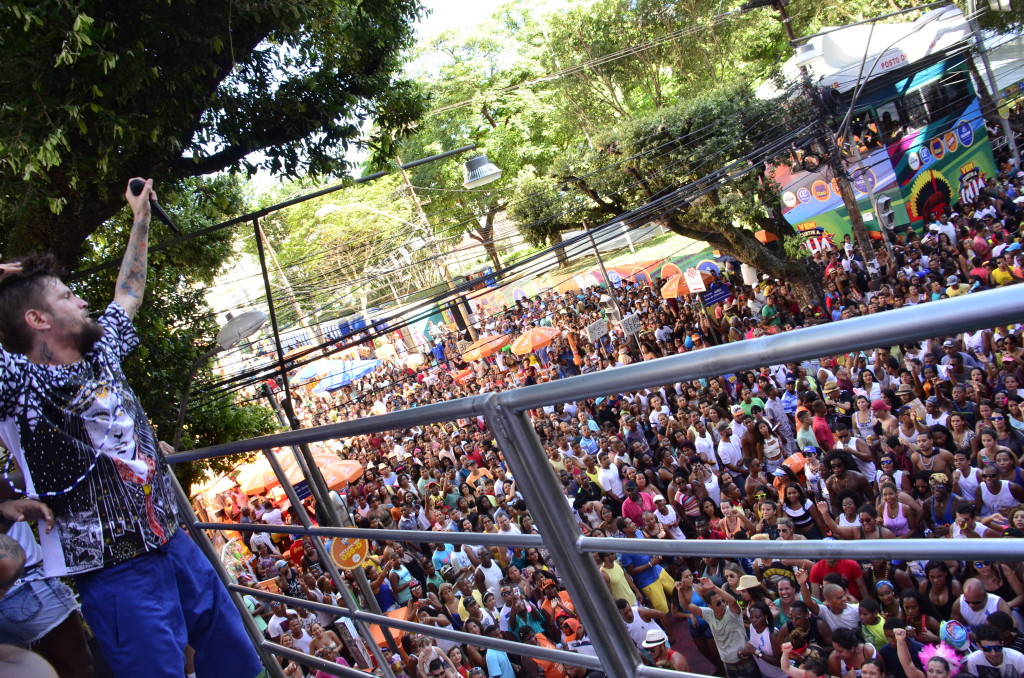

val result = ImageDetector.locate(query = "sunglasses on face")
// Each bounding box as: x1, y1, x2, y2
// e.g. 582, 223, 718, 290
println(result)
992, 416, 1005, 421
975, 561, 991, 568
983, 474, 998, 479
981, 645, 1003, 653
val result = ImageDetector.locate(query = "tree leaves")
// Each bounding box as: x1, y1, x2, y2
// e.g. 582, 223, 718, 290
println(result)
1, 0, 427, 268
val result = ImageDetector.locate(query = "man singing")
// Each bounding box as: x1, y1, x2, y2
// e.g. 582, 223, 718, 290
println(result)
0, 179, 264, 677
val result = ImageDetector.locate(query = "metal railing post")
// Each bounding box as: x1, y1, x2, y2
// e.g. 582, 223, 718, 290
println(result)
482, 395, 641, 678
261, 447, 396, 678
169, 475, 286, 678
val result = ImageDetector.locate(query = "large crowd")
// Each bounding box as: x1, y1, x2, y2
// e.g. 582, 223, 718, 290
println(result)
214, 160, 1024, 678
210, 164, 1024, 678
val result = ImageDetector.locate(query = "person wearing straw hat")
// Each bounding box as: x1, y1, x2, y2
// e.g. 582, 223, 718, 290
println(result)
641, 627, 690, 672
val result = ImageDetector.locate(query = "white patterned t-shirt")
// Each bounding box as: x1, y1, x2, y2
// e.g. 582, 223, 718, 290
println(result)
0, 302, 178, 577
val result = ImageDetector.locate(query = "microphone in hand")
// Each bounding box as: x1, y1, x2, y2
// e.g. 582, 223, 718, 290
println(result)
129, 179, 182, 234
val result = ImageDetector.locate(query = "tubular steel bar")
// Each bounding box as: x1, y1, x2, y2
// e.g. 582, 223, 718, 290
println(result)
261, 447, 397, 678
497, 285, 1024, 413
194, 520, 545, 548
580, 535, 1010, 559
265, 641, 371, 678
484, 395, 642, 678
238, 586, 604, 671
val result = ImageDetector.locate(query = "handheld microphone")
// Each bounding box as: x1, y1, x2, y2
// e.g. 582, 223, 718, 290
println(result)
128, 179, 182, 234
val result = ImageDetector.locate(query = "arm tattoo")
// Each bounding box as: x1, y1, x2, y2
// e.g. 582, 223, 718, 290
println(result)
115, 216, 150, 316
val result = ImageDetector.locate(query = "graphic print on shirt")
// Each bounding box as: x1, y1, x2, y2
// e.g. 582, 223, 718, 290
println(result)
0, 304, 177, 576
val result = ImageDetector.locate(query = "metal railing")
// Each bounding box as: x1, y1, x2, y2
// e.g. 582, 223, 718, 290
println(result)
166, 285, 1024, 678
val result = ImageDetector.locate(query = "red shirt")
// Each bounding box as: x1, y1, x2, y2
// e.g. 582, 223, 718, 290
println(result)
622, 492, 656, 525
809, 559, 863, 599
812, 415, 835, 450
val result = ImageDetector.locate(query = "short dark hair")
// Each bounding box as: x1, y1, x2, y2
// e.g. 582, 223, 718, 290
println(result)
0, 253, 64, 354
976, 624, 1001, 643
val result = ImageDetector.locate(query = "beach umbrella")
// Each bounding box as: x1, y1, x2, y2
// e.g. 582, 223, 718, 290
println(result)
310, 359, 382, 392
510, 327, 560, 356
660, 271, 714, 299
282, 458, 363, 490
461, 334, 509, 362
236, 458, 280, 495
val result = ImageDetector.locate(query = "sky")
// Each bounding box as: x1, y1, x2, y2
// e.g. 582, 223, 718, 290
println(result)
416, 0, 512, 40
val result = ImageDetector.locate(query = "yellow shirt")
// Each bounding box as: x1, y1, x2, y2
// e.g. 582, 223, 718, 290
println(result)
992, 267, 1016, 286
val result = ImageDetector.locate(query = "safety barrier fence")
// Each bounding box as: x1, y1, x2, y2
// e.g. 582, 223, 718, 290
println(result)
166, 285, 1024, 678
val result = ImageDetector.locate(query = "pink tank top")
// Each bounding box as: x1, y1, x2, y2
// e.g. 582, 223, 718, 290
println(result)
883, 502, 911, 536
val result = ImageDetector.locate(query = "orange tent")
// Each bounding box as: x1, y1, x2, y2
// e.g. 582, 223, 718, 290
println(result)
511, 327, 560, 356
461, 334, 510, 362
660, 271, 715, 299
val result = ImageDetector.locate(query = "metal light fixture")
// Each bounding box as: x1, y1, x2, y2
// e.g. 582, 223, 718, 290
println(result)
173, 310, 268, 452
463, 155, 503, 189
216, 310, 268, 350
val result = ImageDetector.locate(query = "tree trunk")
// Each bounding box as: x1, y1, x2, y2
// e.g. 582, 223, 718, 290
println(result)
480, 211, 502, 270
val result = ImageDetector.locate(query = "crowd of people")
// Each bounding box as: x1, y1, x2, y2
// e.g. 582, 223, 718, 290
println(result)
207, 163, 1024, 678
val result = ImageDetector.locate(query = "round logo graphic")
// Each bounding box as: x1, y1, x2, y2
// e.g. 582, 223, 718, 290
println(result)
852, 168, 877, 195
919, 146, 933, 165
782, 191, 797, 208
955, 119, 974, 148
929, 138, 945, 160
943, 131, 958, 154
797, 187, 812, 203
811, 180, 831, 201
907, 151, 921, 171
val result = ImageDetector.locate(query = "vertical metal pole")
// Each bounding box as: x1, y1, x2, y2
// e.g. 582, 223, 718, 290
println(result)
169, 475, 287, 678
481, 395, 640, 678
262, 447, 397, 678
253, 219, 334, 524
968, 0, 1020, 166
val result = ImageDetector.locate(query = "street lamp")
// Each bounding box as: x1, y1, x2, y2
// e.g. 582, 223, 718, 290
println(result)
173, 310, 268, 452
462, 155, 503, 188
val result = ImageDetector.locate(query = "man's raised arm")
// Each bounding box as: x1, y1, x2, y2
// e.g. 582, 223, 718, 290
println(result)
114, 178, 153, 320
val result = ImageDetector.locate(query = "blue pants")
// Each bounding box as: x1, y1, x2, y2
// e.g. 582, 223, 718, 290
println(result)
76, 529, 263, 678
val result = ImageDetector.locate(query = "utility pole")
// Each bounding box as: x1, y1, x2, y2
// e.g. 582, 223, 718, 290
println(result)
396, 157, 479, 341
749, 0, 881, 277
967, 0, 1020, 167
256, 221, 318, 343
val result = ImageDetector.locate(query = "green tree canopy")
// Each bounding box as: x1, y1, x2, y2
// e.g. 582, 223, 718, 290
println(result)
1, 0, 426, 269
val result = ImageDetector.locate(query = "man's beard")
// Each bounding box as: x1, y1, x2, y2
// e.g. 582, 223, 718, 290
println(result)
76, 318, 105, 355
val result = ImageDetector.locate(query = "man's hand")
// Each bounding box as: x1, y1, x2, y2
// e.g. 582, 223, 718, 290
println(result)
0, 262, 23, 283
0, 497, 55, 533
125, 178, 154, 221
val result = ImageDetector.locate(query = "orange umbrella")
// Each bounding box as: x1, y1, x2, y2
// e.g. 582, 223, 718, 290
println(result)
461, 334, 510, 362
660, 271, 715, 299
511, 326, 560, 356
452, 367, 475, 385
284, 459, 363, 490
236, 458, 280, 495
